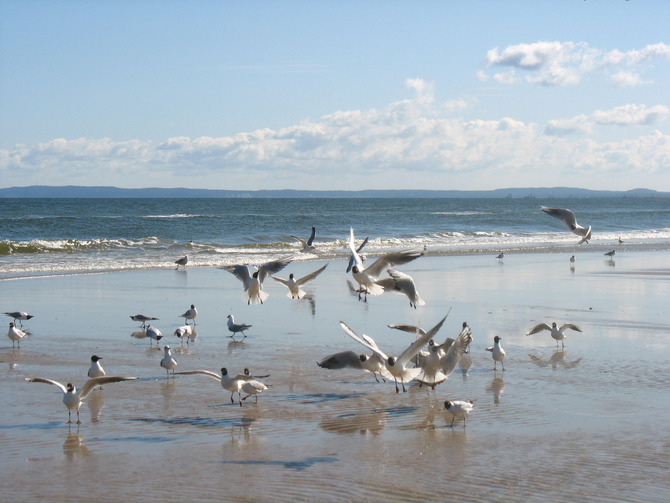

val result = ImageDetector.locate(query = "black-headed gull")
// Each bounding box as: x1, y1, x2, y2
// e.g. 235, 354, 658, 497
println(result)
271, 263, 328, 299
240, 368, 268, 404
227, 314, 252, 339
179, 304, 198, 325
160, 346, 178, 377
175, 367, 268, 406
416, 323, 472, 389
130, 314, 158, 328
174, 324, 194, 344
496, 252, 504, 262
541, 206, 592, 244
7, 322, 27, 347
347, 227, 425, 301
24, 376, 138, 424
527, 322, 582, 348
145, 325, 163, 345
222, 258, 292, 305
486, 336, 506, 371
317, 332, 394, 383
4, 311, 34, 328
290, 226, 316, 253
444, 399, 474, 427
374, 268, 425, 308
340, 313, 448, 393
175, 255, 188, 270
605, 250, 616, 258
87, 355, 105, 378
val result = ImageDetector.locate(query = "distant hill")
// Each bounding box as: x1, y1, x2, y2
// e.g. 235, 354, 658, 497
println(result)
0, 185, 667, 199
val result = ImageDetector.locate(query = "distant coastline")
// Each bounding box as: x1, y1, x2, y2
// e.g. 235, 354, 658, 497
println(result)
0, 185, 667, 199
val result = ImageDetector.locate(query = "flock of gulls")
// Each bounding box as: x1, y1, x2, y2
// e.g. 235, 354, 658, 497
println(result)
7, 206, 600, 427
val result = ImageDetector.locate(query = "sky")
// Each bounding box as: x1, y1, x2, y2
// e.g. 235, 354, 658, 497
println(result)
1, 0, 669, 191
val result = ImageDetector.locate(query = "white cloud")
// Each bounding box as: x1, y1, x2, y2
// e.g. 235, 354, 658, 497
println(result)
483, 41, 670, 87
1, 81, 669, 190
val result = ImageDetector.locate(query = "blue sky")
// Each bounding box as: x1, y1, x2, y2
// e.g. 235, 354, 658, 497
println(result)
1, 0, 669, 191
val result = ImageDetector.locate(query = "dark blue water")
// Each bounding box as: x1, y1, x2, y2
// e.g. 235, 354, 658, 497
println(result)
1, 197, 668, 277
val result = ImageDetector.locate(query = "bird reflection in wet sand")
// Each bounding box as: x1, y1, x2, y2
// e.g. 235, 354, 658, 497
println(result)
486, 375, 505, 404
458, 353, 472, 378
319, 410, 387, 435
87, 391, 105, 422
63, 427, 90, 460
529, 350, 582, 370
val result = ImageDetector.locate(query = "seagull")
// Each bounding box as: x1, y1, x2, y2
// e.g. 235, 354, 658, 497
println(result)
160, 346, 178, 377
340, 313, 448, 393
527, 322, 583, 348
290, 226, 316, 253
346, 236, 369, 273
496, 252, 504, 262
444, 399, 474, 427
541, 206, 592, 244
174, 325, 193, 343
180, 304, 198, 325
145, 325, 163, 345
570, 255, 576, 266
130, 314, 158, 329
605, 250, 616, 258
87, 355, 105, 378
348, 227, 425, 301
175, 255, 188, 270
618, 237, 624, 244
414, 323, 472, 389
271, 263, 328, 299
222, 258, 292, 305
486, 336, 506, 371
240, 368, 268, 404
4, 311, 34, 328
175, 367, 268, 406
374, 268, 425, 308
24, 376, 138, 424
7, 322, 27, 347
317, 332, 394, 383
227, 314, 252, 339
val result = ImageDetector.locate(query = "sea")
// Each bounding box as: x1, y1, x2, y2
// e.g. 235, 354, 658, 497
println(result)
1, 196, 669, 278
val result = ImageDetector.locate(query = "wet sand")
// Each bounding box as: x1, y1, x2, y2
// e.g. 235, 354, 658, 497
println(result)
1, 251, 669, 502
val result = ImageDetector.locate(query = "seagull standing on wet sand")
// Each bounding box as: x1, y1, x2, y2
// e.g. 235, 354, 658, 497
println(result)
444, 399, 474, 427
146, 325, 163, 345
4, 311, 34, 328
527, 322, 583, 348
174, 325, 193, 344
272, 263, 328, 299
87, 355, 105, 378
7, 322, 27, 347
222, 258, 292, 305
240, 368, 268, 403
227, 314, 252, 339
24, 376, 138, 424
290, 226, 316, 253
496, 252, 504, 262
541, 206, 592, 244
175, 367, 268, 406
160, 346, 178, 378
180, 304, 198, 325
486, 336, 506, 371
175, 255, 188, 270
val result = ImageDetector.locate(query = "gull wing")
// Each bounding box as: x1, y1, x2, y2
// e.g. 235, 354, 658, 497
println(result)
541, 206, 578, 231
339, 321, 388, 361
396, 312, 449, 368
364, 247, 425, 279
527, 323, 552, 335
296, 263, 328, 285
346, 236, 369, 272
221, 265, 251, 290
25, 377, 67, 393
348, 228, 365, 271
80, 376, 138, 399
560, 323, 583, 333
174, 370, 222, 381
387, 324, 426, 336
257, 257, 292, 283
440, 326, 472, 375
317, 351, 363, 370
307, 226, 316, 246
290, 236, 309, 247
271, 275, 289, 287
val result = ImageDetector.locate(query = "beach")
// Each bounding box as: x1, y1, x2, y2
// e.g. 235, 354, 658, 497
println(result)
1, 250, 669, 502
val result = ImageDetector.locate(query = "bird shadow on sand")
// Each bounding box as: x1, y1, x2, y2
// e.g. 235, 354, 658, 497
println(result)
219, 456, 338, 472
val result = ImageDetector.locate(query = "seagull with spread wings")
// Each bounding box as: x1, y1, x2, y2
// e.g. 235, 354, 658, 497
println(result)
222, 257, 292, 305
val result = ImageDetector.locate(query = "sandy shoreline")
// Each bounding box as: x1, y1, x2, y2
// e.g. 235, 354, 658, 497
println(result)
1, 250, 669, 501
